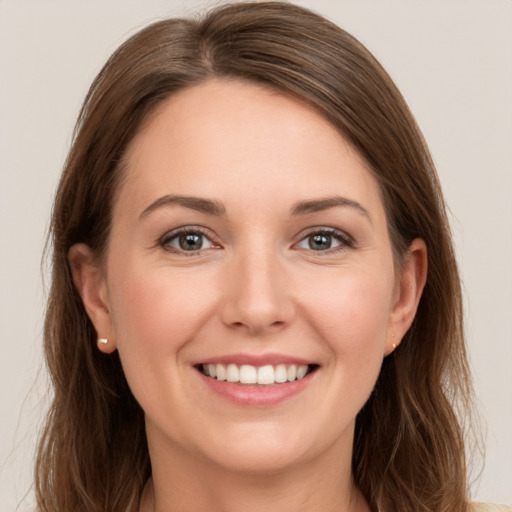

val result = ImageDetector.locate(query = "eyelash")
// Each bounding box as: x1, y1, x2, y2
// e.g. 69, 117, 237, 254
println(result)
295, 227, 355, 253
158, 226, 355, 256
159, 226, 218, 255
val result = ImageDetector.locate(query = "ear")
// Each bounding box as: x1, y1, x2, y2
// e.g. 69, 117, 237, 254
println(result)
68, 243, 117, 354
385, 238, 428, 355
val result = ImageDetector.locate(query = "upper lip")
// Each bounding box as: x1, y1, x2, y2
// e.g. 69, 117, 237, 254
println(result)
193, 353, 315, 366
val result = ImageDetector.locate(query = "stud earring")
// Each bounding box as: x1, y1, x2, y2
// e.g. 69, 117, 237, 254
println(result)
392, 343, 397, 350
98, 338, 108, 345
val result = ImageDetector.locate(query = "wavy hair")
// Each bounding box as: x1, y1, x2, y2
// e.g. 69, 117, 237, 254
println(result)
36, 2, 475, 511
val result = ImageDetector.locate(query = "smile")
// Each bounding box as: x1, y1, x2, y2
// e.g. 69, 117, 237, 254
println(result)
199, 363, 315, 385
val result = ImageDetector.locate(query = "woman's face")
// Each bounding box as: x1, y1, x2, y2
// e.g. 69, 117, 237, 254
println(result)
76, 79, 424, 475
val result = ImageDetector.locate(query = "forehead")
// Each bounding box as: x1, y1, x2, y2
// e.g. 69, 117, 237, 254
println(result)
117, 79, 384, 219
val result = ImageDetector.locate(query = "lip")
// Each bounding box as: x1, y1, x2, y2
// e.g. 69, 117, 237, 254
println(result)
194, 353, 313, 366
194, 353, 318, 407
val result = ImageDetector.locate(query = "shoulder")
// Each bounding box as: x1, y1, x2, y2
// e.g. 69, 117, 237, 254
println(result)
471, 503, 512, 512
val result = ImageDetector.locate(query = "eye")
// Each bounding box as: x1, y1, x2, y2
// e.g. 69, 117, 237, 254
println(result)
160, 228, 216, 253
295, 229, 353, 252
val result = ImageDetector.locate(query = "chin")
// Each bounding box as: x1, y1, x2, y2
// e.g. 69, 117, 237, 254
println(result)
206, 440, 308, 475
191, 419, 341, 476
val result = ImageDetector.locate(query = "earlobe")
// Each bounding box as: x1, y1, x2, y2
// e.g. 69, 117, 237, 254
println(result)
386, 238, 428, 355
68, 243, 117, 353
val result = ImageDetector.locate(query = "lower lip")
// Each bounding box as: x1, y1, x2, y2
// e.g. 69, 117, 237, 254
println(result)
197, 370, 315, 406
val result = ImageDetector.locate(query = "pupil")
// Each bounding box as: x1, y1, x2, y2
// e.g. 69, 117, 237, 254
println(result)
309, 234, 331, 250
179, 233, 202, 250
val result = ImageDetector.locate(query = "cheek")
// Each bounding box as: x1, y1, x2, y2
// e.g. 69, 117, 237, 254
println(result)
296, 263, 394, 414
300, 267, 394, 356
106, 262, 224, 432
110, 261, 213, 338
286, 265, 395, 450
107, 261, 219, 386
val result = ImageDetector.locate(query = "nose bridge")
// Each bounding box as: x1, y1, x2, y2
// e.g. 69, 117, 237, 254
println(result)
221, 236, 294, 334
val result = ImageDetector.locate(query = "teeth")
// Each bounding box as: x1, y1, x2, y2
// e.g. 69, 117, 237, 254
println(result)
216, 364, 226, 381
296, 365, 308, 379
207, 364, 217, 378
239, 365, 257, 384
275, 364, 287, 383
226, 364, 239, 383
201, 363, 311, 385
257, 365, 274, 385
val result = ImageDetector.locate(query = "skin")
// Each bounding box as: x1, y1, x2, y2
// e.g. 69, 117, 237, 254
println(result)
70, 79, 427, 512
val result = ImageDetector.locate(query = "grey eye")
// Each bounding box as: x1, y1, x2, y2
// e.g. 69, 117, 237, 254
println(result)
297, 233, 342, 251
166, 231, 214, 251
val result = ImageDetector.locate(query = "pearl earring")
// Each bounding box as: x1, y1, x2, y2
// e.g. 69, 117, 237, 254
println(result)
98, 338, 108, 345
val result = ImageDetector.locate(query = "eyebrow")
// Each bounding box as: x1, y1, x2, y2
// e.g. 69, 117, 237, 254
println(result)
290, 195, 372, 222
139, 194, 226, 220
139, 193, 371, 222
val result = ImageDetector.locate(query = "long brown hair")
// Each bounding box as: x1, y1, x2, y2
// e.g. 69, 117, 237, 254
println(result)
37, 2, 475, 510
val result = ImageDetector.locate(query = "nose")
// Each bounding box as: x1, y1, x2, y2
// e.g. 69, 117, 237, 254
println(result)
220, 247, 295, 336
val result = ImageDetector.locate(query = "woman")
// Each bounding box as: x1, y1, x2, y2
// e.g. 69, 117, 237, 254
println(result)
35, 2, 508, 511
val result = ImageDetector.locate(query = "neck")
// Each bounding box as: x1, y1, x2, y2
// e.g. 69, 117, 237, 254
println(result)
139, 430, 370, 512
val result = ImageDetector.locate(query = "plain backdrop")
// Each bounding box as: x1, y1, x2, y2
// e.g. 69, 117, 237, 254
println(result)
1, 1, 511, 510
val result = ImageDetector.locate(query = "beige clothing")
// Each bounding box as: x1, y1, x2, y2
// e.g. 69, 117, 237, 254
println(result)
472, 504, 512, 512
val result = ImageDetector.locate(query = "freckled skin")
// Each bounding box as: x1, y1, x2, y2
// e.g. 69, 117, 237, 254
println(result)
75, 79, 426, 511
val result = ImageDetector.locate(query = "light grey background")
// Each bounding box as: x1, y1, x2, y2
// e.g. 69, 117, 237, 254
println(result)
1, 1, 511, 510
